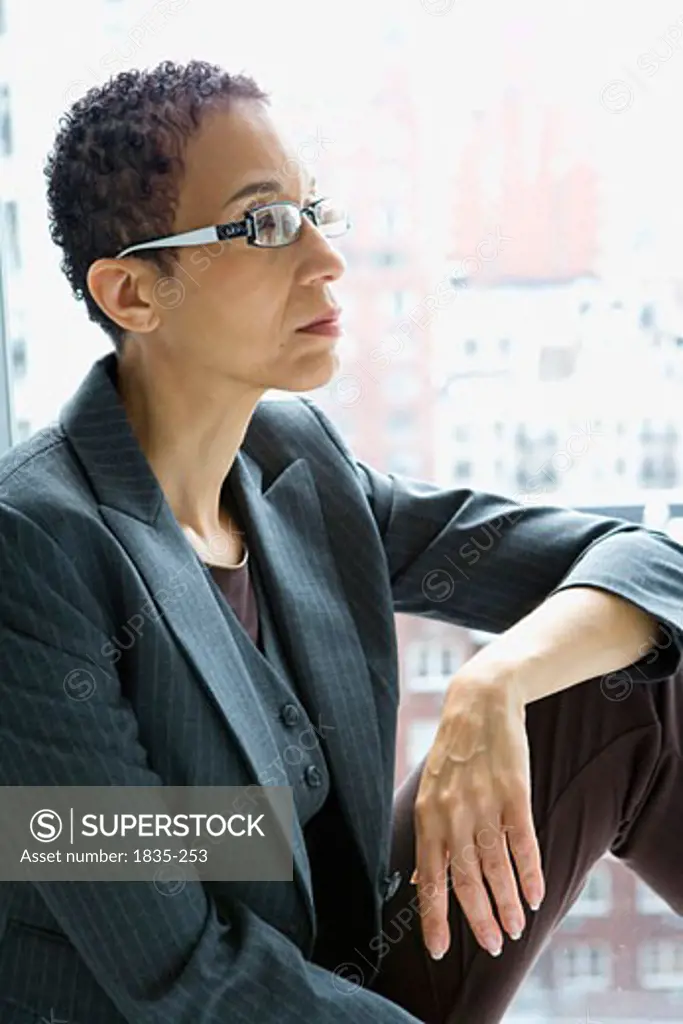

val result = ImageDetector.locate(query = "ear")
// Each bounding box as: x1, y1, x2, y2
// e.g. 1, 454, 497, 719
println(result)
87, 258, 162, 335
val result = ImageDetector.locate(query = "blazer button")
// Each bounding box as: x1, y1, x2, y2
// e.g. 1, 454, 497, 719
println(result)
304, 765, 323, 788
280, 703, 300, 727
382, 869, 402, 903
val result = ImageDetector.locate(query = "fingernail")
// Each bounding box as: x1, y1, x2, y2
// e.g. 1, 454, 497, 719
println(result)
409, 869, 418, 885
430, 945, 447, 960
485, 935, 503, 957
528, 884, 544, 910
509, 917, 525, 940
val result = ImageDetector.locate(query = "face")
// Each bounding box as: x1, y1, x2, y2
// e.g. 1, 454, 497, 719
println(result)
93, 99, 347, 393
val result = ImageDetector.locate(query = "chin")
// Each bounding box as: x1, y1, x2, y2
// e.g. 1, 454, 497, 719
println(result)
274, 348, 340, 394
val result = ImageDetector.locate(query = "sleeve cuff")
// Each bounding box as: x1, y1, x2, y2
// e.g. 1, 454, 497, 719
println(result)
620, 620, 683, 685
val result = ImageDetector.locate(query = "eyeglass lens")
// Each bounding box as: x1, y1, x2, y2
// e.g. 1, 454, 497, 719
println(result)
252, 200, 348, 247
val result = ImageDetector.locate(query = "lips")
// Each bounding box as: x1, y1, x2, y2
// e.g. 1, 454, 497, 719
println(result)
304, 315, 338, 329
297, 307, 342, 331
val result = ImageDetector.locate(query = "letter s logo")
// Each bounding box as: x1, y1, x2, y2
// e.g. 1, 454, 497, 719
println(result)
30, 809, 63, 843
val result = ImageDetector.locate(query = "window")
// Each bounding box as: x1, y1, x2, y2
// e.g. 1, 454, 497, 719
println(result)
15, 419, 31, 442
554, 942, 611, 992
406, 719, 440, 770
639, 940, 683, 989
386, 409, 414, 439
635, 879, 675, 915
639, 455, 678, 488
406, 642, 463, 692
0, 84, 11, 156
370, 250, 403, 268
11, 338, 26, 380
566, 862, 612, 917
390, 289, 413, 318
385, 450, 420, 476
2, 201, 21, 271
454, 460, 472, 480
415, 646, 429, 677
440, 647, 454, 675
373, 205, 403, 239
0, 0, 6, 33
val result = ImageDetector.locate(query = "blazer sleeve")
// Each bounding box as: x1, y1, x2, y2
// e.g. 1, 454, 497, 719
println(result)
0, 502, 420, 1024
301, 398, 683, 684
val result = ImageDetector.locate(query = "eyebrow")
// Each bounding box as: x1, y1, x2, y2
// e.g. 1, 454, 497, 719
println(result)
222, 176, 317, 209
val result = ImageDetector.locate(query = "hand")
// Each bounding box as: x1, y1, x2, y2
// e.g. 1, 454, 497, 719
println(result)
411, 670, 545, 959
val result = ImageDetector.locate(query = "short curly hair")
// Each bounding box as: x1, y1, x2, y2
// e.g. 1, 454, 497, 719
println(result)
44, 60, 269, 349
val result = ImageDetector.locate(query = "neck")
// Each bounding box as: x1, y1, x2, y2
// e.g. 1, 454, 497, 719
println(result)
115, 342, 265, 537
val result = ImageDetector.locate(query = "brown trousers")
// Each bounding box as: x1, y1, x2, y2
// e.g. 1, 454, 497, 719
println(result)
369, 670, 683, 1023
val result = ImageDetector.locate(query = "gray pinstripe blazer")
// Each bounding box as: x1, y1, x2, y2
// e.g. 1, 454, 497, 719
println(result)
0, 352, 681, 1024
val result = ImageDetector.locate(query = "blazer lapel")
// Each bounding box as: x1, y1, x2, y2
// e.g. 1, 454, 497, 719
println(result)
228, 452, 386, 886
97, 500, 315, 926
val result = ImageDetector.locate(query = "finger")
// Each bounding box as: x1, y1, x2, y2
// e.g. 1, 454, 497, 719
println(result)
413, 827, 450, 960
477, 819, 526, 940
505, 802, 545, 911
448, 839, 503, 956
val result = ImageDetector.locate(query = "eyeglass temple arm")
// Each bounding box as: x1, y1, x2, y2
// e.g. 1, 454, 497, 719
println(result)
116, 225, 227, 258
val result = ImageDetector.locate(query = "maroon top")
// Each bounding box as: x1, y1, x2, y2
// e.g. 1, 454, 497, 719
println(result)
209, 561, 261, 650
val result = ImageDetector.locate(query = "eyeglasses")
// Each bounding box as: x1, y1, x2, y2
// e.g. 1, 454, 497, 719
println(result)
115, 197, 350, 259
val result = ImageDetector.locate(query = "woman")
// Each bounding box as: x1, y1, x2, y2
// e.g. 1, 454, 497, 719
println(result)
0, 60, 681, 1024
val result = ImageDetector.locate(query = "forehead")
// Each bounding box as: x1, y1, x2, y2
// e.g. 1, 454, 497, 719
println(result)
176, 100, 308, 223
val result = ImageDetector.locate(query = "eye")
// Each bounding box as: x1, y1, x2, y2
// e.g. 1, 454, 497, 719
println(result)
243, 197, 275, 216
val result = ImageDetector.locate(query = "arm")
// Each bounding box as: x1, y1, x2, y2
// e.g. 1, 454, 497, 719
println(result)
357, 461, 683, 676
0, 503, 420, 1024
461, 584, 669, 704
302, 399, 682, 682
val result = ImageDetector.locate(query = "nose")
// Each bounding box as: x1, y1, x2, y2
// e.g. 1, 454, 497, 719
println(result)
296, 217, 347, 285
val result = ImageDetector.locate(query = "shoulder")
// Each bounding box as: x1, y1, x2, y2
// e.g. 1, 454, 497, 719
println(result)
0, 423, 103, 563
0, 422, 78, 504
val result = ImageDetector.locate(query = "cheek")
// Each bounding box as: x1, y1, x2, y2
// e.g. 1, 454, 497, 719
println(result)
170, 250, 294, 349
214, 261, 293, 334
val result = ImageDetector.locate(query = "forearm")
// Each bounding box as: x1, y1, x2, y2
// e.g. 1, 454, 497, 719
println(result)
459, 585, 660, 706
